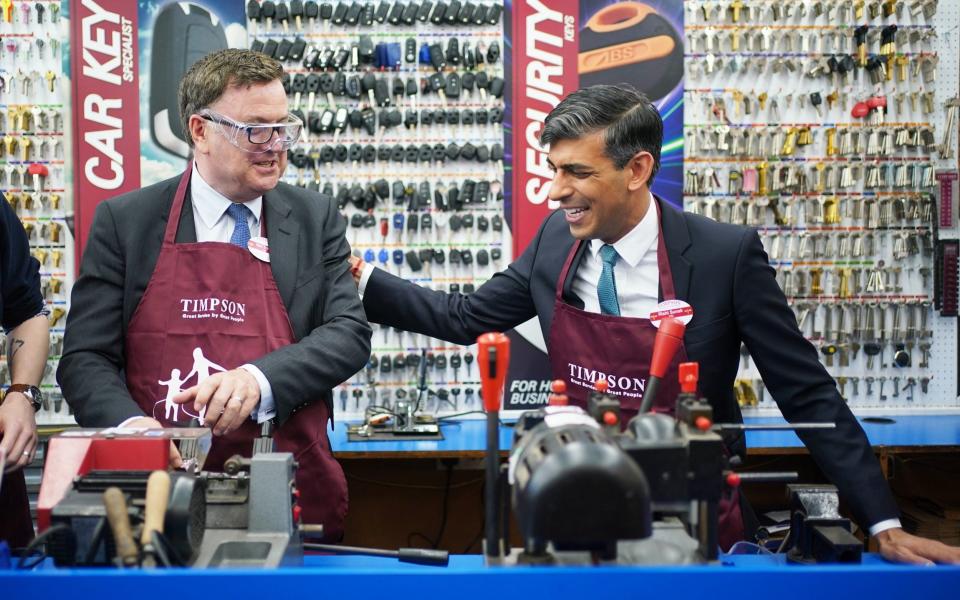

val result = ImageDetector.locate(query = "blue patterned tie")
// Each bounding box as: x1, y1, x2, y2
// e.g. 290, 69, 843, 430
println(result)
597, 244, 621, 316
227, 203, 252, 248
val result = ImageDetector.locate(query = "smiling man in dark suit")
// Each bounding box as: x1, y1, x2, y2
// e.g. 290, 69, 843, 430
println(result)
350, 84, 959, 563
58, 49, 370, 541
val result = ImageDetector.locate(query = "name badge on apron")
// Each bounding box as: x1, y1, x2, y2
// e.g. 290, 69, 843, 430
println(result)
248, 236, 270, 262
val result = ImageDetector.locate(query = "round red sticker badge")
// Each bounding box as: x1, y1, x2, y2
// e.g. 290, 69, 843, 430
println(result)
248, 236, 270, 262
648, 299, 694, 329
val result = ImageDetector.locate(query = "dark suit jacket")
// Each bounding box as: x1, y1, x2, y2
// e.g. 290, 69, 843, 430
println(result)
58, 176, 372, 427
363, 198, 899, 530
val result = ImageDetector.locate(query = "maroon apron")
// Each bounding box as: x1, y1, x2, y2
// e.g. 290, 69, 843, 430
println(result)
547, 200, 744, 551
123, 166, 348, 541
0, 469, 33, 548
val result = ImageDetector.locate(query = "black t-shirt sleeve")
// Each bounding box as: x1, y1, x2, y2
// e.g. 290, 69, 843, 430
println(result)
1, 194, 45, 331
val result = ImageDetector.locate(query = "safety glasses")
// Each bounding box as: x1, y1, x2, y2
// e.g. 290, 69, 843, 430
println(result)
198, 109, 303, 153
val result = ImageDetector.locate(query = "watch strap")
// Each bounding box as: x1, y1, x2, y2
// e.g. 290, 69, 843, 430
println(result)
3, 384, 42, 411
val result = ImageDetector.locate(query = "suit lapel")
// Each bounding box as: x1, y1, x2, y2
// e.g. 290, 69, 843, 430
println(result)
264, 190, 299, 307
657, 196, 693, 302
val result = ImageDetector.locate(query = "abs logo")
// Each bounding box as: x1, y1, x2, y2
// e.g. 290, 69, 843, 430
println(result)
179, 297, 247, 324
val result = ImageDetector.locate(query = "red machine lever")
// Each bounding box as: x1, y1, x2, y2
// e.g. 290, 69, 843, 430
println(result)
650, 318, 686, 378
639, 318, 687, 414
477, 332, 510, 412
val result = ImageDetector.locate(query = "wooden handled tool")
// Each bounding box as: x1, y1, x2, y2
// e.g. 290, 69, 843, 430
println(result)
103, 487, 138, 567
141, 470, 171, 567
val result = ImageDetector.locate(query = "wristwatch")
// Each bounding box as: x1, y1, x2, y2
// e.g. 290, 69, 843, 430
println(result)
2, 384, 44, 412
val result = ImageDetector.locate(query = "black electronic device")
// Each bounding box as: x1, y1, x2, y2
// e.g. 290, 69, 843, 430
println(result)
482, 321, 844, 566
149, 3, 228, 158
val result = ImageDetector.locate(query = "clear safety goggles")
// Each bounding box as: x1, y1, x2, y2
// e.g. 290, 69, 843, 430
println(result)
199, 109, 302, 153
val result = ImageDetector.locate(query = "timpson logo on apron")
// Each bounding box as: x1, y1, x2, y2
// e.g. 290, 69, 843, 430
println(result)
567, 362, 647, 399
179, 297, 247, 324
154, 346, 226, 423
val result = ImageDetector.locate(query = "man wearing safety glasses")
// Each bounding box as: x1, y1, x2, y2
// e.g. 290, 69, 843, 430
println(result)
58, 49, 371, 541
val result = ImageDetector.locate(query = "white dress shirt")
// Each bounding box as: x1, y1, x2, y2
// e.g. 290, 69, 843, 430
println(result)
572, 192, 660, 318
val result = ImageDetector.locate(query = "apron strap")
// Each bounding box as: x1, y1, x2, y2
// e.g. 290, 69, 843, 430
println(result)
555, 239, 583, 300
654, 198, 678, 301
163, 162, 194, 246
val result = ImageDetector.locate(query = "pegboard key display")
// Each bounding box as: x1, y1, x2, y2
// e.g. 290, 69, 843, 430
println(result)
0, 0, 75, 425
246, 0, 507, 420
683, 0, 959, 413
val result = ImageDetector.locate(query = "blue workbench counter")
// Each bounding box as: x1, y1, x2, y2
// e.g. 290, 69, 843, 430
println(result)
3, 554, 958, 599
330, 414, 960, 455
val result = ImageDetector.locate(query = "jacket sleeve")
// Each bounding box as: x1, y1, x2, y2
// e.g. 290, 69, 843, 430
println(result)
57, 201, 146, 427
360, 212, 557, 345
733, 229, 899, 529
251, 198, 372, 425
1, 195, 45, 331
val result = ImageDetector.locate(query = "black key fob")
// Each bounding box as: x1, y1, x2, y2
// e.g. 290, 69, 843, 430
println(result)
405, 38, 417, 63
488, 77, 504, 98
374, 0, 390, 22
247, 0, 262, 21
401, 1, 418, 24
405, 250, 423, 272
263, 39, 279, 58
430, 1, 446, 24
289, 37, 307, 61
475, 145, 490, 163
404, 109, 418, 128
459, 2, 475, 23
275, 38, 292, 62
445, 0, 461, 24
446, 37, 460, 65
387, 1, 404, 24
445, 72, 461, 98
486, 3, 502, 24
472, 4, 487, 25
429, 43, 445, 70
344, 1, 362, 26
416, 0, 433, 21
487, 41, 501, 63
331, 1, 348, 24
360, 2, 375, 25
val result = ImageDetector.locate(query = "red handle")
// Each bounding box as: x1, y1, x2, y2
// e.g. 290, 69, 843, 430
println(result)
650, 318, 686, 378
679, 362, 699, 394
477, 332, 510, 412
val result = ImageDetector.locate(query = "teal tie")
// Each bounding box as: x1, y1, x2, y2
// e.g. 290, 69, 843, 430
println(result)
597, 244, 621, 316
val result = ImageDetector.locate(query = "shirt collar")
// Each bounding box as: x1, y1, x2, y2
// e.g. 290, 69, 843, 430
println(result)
589, 192, 658, 268
191, 162, 262, 231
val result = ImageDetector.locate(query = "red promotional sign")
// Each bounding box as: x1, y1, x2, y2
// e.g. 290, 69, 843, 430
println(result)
509, 0, 580, 257
70, 0, 141, 267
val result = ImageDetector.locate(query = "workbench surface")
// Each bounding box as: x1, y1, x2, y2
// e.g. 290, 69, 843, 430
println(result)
3, 554, 958, 599
330, 414, 960, 457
